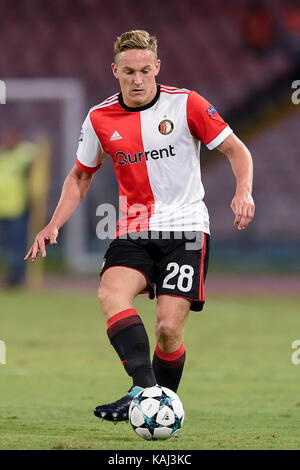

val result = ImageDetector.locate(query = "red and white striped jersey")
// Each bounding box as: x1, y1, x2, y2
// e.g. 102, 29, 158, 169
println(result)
76, 84, 232, 236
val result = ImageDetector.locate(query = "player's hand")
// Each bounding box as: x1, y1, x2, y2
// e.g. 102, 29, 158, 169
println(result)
231, 190, 255, 230
24, 225, 59, 262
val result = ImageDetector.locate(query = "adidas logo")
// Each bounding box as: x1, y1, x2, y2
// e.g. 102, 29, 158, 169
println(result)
110, 130, 123, 141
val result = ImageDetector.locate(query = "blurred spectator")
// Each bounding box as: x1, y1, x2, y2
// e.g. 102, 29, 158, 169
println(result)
0, 128, 37, 287
241, 0, 276, 56
281, 0, 300, 65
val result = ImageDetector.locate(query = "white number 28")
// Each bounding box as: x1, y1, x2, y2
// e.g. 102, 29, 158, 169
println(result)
162, 262, 194, 293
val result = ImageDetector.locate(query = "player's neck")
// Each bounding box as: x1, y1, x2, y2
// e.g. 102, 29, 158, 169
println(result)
119, 84, 160, 112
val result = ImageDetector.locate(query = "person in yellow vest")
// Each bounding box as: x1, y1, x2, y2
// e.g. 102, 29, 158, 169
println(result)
0, 128, 37, 287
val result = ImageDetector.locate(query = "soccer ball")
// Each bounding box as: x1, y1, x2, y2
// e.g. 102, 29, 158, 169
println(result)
129, 385, 184, 440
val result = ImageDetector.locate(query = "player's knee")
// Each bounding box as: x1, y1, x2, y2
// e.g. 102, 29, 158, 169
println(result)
98, 283, 132, 318
155, 318, 179, 342
97, 284, 112, 313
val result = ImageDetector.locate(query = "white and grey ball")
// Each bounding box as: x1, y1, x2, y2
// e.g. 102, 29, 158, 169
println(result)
129, 385, 185, 440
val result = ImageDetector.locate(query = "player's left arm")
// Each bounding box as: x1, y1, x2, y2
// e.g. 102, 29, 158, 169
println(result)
217, 133, 255, 230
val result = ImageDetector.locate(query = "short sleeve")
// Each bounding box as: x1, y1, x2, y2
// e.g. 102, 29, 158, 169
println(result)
76, 112, 104, 173
187, 91, 232, 150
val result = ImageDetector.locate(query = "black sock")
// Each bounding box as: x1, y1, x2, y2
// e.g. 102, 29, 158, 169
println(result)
152, 343, 186, 393
107, 308, 157, 388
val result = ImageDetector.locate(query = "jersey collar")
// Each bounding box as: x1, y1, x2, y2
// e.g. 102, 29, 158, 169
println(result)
118, 85, 160, 112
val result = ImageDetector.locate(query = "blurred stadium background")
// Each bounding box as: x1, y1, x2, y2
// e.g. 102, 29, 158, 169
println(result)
0, 0, 300, 286
1, 0, 300, 451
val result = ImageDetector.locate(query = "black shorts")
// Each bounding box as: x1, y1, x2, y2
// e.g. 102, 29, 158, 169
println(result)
100, 231, 210, 312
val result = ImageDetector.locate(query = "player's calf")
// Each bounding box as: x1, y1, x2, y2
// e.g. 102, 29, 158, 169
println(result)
152, 343, 186, 393
106, 308, 157, 388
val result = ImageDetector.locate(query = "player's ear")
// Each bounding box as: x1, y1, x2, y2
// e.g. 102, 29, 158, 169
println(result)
154, 59, 161, 76
111, 63, 119, 79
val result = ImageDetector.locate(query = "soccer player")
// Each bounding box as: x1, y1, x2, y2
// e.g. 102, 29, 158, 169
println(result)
25, 30, 255, 423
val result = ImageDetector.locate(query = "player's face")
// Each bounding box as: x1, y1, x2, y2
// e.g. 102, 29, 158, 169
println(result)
112, 49, 161, 108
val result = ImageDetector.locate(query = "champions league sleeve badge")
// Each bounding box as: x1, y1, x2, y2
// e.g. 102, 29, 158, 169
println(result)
206, 105, 217, 117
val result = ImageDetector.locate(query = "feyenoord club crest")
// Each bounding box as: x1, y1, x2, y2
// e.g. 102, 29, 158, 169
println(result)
158, 119, 174, 135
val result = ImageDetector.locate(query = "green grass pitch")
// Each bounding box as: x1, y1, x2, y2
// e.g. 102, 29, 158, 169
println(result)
1, 287, 300, 450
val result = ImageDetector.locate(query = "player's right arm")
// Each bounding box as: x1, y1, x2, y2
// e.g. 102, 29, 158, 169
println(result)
25, 110, 105, 262
24, 165, 95, 262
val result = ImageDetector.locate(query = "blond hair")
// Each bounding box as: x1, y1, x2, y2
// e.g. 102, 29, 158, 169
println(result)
114, 30, 157, 60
